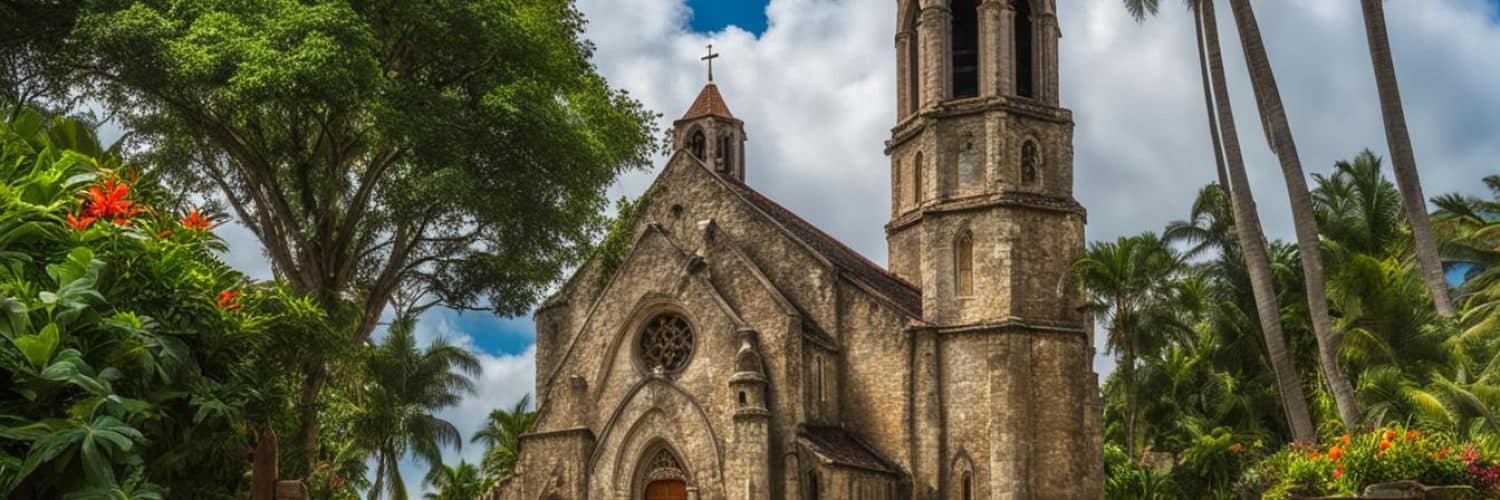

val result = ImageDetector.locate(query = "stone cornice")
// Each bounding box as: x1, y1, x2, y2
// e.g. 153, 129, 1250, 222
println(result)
885, 190, 1086, 234
885, 96, 1073, 152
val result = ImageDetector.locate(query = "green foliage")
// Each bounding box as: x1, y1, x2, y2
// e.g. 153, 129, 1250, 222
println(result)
351, 309, 480, 500
0, 108, 327, 497
1092, 153, 1500, 497
424, 460, 484, 500
472, 393, 538, 489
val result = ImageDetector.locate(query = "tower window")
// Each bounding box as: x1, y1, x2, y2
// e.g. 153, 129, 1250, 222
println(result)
952, 0, 980, 99
913, 152, 925, 205
689, 129, 707, 160
806, 471, 820, 500
717, 133, 733, 174
1021, 140, 1040, 186
962, 472, 973, 500
1013, 0, 1034, 98
956, 232, 974, 297
739, 391, 747, 405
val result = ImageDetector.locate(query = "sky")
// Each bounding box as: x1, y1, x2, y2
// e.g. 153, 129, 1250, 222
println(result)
179, 0, 1500, 494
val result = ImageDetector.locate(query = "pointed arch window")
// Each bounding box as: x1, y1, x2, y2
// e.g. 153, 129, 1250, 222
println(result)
962, 472, 974, 500
806, 470, 820, 500
913, 152, 925, 205
716, 133, 734, 174
689, 129, 707, 160
956, 232, 974, 297
952, 0, 980, 98
1013, 0, 1034, 99
1020, 140, 1040, 186
903, 1, 922, 113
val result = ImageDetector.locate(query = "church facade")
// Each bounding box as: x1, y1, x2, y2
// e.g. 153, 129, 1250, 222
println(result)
495, 0, 1102, 498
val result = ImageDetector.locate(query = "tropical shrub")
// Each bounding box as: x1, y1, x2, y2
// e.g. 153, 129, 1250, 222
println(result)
0, 108, 324, 498
1243, 425, 1498, 498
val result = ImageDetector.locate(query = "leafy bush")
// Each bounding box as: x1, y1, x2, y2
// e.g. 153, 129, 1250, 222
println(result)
1243, 424, 1497, 498
0, 109, 326, 498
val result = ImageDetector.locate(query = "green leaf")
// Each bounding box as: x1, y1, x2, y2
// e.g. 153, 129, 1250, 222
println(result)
15, 322, 59, 367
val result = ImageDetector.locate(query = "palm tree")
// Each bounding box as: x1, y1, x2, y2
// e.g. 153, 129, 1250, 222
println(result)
1358, 0, 1456, 318
424, 461, 485, 500
1076, 233, 1183, 457
360, 314, 481, 500
1136, 0, 1316, 442
472, 394, 538, 488
1224, 0, 1361, 431
1125, 0, 1228, 191
1434, 176, 1500, 344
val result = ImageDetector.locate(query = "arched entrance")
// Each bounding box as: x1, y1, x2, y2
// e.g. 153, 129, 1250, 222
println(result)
634, 443, 693, 500
644, 479, 687, 500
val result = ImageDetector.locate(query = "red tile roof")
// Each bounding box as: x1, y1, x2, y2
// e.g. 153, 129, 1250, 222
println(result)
717, 177, 923, 318
797, 425, 903, 475
680, 83, 735, 121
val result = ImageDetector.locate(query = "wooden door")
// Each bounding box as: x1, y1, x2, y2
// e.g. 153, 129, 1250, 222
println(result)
644, 479, 687, 500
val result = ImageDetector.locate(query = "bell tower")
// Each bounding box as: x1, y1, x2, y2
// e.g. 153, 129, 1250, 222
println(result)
887, 0, 1102, 497
887, 0, 1079, 327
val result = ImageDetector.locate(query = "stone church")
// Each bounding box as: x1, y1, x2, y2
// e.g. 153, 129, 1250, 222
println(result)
496, 0, 1102, 498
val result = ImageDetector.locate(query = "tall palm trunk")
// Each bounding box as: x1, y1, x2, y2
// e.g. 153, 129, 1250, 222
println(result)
1200, 0, 1316, 441
1119, 313, 1139, 459
1194, 2, 1231, 192
1225, 0, 1361, 430
1359, 0, 1456, 318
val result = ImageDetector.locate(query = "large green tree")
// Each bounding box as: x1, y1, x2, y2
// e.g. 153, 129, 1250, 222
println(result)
14, 0, 658, 466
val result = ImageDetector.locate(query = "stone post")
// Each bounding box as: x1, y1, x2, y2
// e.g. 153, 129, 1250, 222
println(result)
978, 0, 1003, 97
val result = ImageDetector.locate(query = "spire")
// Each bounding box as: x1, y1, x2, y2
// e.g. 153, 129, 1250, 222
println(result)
673, 45, 746, 181
680, 82, 734, 121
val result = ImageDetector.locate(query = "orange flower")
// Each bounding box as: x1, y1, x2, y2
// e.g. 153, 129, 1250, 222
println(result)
1438, 447, 1452, 459
1341, 434, 1351, 446
1329, 445, 1343, 461
217, 289, 242, 311
1380, 440, 1392, 451
83, 177, 140, 224
65, 212, 96, 231
1405, 429, 1419, 441
1384, 429, 1398, 441
181, 209, 213, 231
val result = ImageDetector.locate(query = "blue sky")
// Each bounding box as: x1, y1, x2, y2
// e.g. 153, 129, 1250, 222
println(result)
686, 0, 769, 35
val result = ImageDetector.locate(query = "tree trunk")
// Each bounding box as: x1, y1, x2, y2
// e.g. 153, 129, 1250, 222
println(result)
1194, 2, 1231, 192
297, 362, 329, 474
1226, 0, 1362, 431
1200, 0, 1316, 442
369, 451, 386, 500
1122, 316, 1138, 459
1359, 0, 1456, 318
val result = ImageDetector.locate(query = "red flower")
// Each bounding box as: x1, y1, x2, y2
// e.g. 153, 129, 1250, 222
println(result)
1439, 447, 1452, 459
83, 178, 141, 225
1333, 462, 1345, 479
65, 212, 96, 231
218, 289, 243, 311
1383, 429, 1399, 441
1329, 445, 1343, 461
181, 209, 213, 231
1380, 440, 1393, 451
1406, 429, 1419, 441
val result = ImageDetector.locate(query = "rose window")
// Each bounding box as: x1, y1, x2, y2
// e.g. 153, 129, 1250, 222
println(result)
640, 314, 694, 373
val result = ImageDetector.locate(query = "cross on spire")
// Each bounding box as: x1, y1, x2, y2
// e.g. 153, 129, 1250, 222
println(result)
701, 42, 720, 82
